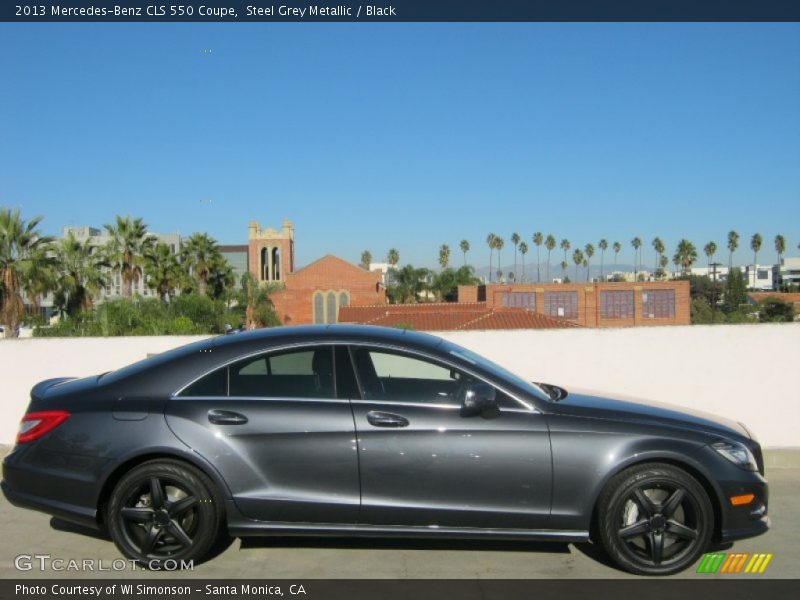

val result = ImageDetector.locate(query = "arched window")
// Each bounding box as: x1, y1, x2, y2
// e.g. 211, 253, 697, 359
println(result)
313, 292, 324, 324
260, 247, 268, 281
326, 291, 337, 324
272, 247, 281, 281
339, 291, 349, 309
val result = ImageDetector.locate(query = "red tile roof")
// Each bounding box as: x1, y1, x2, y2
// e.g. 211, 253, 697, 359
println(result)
747, 292, 800, 307
338, 303, 581, 331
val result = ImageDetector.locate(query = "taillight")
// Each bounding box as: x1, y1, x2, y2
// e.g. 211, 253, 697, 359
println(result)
16, 410, 70, 443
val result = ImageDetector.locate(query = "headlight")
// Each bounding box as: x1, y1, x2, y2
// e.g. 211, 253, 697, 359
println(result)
712, 441, 758, 471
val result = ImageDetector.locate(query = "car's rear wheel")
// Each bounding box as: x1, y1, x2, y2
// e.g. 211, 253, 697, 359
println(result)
107, 459, 223, 568
597, 463, 713, 575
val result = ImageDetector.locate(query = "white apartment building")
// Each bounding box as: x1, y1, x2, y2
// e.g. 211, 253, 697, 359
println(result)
776, 257, 800, 289
690, 265, 729, 282
741, 264, 775, 291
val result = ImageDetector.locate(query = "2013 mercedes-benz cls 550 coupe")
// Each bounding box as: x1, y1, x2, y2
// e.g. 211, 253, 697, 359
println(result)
2, 325, 768, 575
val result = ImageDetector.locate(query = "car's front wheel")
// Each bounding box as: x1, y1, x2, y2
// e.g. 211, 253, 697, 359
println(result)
597, 463, 714, 575
107, 459, 223, 568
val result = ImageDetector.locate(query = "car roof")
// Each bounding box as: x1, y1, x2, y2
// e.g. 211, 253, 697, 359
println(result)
212, 324, 446, 351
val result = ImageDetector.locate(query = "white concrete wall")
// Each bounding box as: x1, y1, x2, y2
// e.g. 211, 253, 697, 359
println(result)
0, 325, 798, 447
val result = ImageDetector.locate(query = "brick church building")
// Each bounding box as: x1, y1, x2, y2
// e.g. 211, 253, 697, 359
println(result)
247, 219, 385, 325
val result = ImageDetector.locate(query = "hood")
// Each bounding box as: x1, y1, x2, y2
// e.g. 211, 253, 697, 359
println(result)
550, 388, 750, 441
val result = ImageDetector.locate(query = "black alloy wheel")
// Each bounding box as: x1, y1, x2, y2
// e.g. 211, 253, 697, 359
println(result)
597, 463, 714, 575
107, 459, 223, 567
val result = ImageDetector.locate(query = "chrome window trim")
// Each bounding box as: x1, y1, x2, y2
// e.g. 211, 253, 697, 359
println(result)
173, 395, 349, 404
172, 339, 539, 413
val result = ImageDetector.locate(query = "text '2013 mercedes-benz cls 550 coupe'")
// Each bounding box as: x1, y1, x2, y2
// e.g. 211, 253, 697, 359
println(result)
2, 325, 769, 575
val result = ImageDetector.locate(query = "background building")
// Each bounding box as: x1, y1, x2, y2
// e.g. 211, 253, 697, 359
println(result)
246, 219, 385, 325
458, 281, 691, 328
776, 257, 800, 289
248, 219, 294, 284
219, 245, 249, 287
742, 264, 775, 291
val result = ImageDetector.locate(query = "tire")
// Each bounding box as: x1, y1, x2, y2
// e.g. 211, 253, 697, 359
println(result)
107, 459, 223, 568
596, 462, 714, 576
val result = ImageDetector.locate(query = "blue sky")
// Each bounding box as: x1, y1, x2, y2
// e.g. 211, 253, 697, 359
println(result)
1, 23, 798, 269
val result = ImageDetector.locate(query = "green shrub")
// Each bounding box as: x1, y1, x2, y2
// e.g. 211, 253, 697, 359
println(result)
758, 298, 795, 323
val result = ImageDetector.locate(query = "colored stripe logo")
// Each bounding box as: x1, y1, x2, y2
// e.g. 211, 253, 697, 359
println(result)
696, 552, 773, 574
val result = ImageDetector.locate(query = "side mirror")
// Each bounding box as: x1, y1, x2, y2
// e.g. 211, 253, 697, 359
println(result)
460, 382, 498, 418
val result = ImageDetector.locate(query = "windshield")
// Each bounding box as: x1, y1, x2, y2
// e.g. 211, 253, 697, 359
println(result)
442, 341, 551, 403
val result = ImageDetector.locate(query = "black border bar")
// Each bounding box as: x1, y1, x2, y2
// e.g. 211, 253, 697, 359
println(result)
1, 579, 799, 600
3, 1, 800, 23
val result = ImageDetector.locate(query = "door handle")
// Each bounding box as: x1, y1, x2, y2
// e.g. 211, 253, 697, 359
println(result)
208, 409, 248, 425
366, 410, 409, 428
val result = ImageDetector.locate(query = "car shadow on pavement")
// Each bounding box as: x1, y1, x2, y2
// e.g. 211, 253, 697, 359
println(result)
50, 518, 111, 541
49, 518, 236, 564
239, 536, 572, 554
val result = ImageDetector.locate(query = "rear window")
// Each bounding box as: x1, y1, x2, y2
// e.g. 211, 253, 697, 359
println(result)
101, 338, 215, 384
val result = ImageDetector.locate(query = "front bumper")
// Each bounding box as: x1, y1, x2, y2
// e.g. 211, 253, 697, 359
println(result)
718, 479, 770, 542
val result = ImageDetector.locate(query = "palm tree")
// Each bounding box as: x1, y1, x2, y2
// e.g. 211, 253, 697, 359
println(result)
572, 249, 584, 282
544, 234, 556, 282
182, 232, 219, 295
458, 240, 469, 266
750, 233, 762, 289
393, 264, 430, 303
631, 237, 642, 280
612, 241, 622, 274
518, 241, 528, 281
207, 253, 235, 300
659, 254, 669, 279
53, 232, 108, 316
774, 235, 786, 288
652, 237, 665, 270
703, 241, 717, 273
582, 258, 589, 281
584, 244, 595, 282
533, 232, 543, 282
673, 239, 698, 276
598, 239, 608, 280
438, 244, 450, 271
239, 272, 278, 329
21, 243, 57, 318
727, 230, 739, 270
145, 242, 181, 303
360, 250, 372, 269
510, 232, 520, 280
103, 215, 151, 297
0, 209, 53, 337
486, 233, 497, 282
387, 248, 400, 268
560, 260, 568, 281
559, 239, 570, 282
494, 237, 505, 280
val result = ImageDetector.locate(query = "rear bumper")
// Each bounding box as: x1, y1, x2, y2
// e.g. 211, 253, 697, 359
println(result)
1, 479, 100, 530
2, 448, 103, 531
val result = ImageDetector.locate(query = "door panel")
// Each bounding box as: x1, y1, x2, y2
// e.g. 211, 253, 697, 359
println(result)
348, 346, 552, 529
166, 397, 359, 523
352, 402, 551, 528
166, 345, 359, 523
